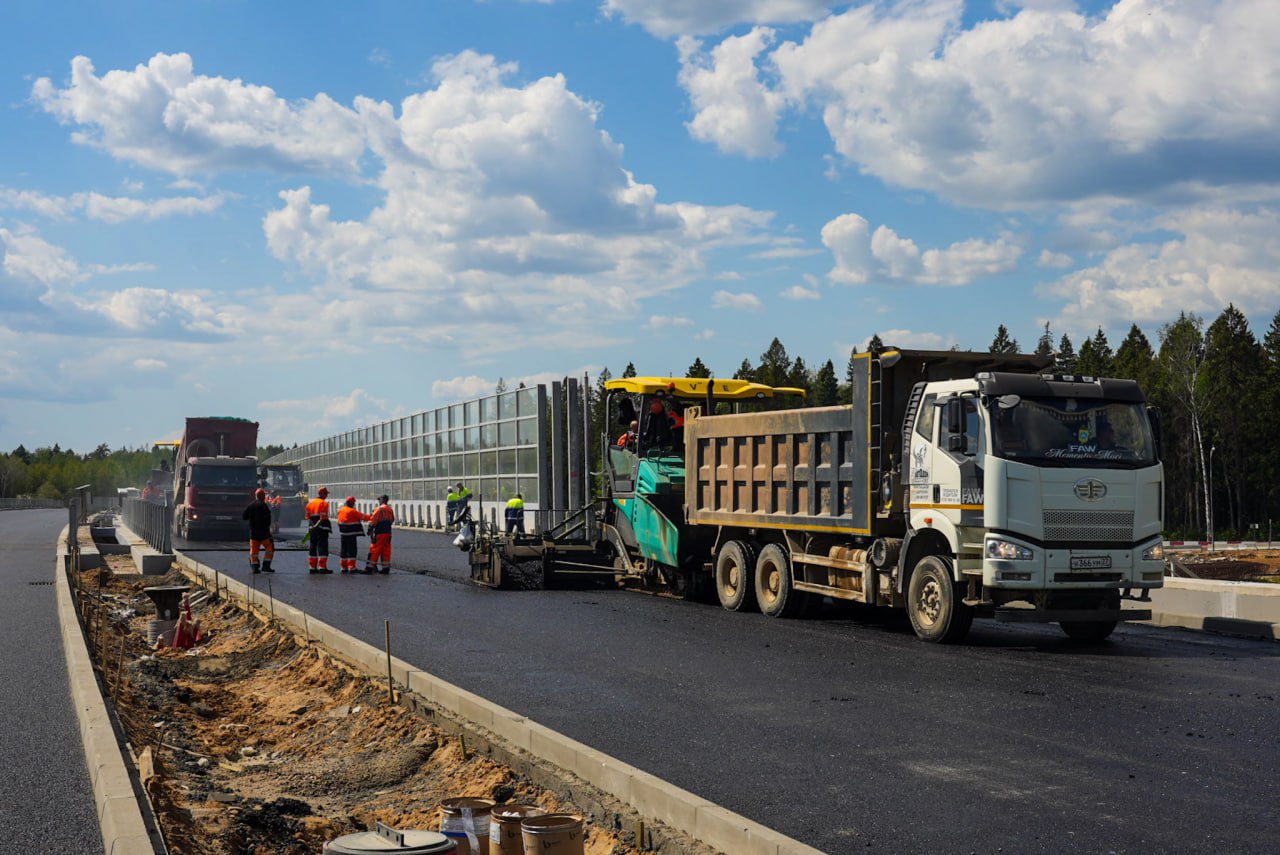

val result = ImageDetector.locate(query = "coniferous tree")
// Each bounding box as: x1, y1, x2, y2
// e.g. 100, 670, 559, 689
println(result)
1034, 322, 1054, 359
867, 333, 884, 352
733, 358, 755, 382
1055, 334, 1077, 374
786, 356, 812, 403
838, 346, 859, 405
989, 324, 1019, 354
756, 338, 792, 388
1075, 327, 1113, 377
687, 357, 711, 379
812, 359, 839, 407
1112, 324, 1156, 389
622, 362, 637, 379
1201, 305, 1264, 535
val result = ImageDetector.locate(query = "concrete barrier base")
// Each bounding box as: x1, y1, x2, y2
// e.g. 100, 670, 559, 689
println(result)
1147, 577, 1280, 641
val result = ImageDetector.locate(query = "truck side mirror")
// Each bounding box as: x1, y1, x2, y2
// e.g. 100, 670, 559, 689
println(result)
946, 397, 963, 435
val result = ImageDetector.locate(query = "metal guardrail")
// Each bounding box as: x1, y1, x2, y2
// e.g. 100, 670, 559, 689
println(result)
122, 497, 173, 555
0, 498, 65, 510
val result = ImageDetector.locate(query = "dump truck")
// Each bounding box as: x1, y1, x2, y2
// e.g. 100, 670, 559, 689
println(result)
608, 350, 1164, 643
170, 416, 260, 540
258, 462, 307, 528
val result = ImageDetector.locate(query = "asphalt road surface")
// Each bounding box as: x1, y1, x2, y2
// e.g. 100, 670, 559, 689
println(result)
0, 510, 102, 853
180, 527, 1280, 854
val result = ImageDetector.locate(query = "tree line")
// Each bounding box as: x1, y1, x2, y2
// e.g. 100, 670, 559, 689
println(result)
586, 303, 1280, 541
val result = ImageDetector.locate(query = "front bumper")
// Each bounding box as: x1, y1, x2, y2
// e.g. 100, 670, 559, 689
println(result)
983, 533, 1164, 591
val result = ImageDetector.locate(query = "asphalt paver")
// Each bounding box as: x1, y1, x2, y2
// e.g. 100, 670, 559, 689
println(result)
0, 510, 102, 853
181, 527, 1280, 854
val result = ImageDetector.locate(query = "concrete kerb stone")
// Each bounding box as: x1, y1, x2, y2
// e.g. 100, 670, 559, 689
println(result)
172, 550, 822, 855
113, 519, 171, 575
55, 526, 159, 855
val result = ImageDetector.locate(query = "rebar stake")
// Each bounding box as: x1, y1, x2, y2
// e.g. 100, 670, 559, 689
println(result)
384, 619, 394, 705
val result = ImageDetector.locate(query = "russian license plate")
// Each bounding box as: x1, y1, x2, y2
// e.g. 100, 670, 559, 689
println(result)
1070, 555, 1112, 570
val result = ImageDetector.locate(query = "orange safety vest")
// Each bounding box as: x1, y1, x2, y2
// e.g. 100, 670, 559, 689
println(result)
305, 498, 331, 529
369, 503, 395, 535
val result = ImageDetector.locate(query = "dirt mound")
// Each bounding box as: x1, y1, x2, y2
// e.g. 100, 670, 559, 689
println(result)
76, 555, 695, 854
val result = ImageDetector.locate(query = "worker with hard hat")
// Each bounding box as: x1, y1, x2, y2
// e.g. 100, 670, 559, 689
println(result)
364, 494, 395, 574
304, 487, 333, 573
336, 496, 371, 573
241, 487, 275, 574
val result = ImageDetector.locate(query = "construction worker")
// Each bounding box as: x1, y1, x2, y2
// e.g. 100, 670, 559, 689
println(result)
304, 486, 333, 574
642, 398, 672, 448
446, 485, 460, 529
505, 493, 525, 536
268, 490, 283, 535
364, 494, 395, 574
617, 420, 639, 452
336, 496, 370, 573
241, 488, 274, 574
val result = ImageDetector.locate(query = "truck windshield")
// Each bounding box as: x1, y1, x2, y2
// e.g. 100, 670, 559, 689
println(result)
266, 468, 302, 491
990, 397, 1156, 468
191, 465, 259, 488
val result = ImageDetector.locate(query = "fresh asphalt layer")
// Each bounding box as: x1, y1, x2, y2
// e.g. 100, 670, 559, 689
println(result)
0, 510, 102, 853
184, 527, 1280, 854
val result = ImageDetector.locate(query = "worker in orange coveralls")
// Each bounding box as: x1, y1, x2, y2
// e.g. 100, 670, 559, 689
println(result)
304, 487, 333, 574
363, 494, 395, 575
336, 496, 371, 574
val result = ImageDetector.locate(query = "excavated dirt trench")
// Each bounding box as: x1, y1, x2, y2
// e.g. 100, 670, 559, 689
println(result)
74, 555, 709, 854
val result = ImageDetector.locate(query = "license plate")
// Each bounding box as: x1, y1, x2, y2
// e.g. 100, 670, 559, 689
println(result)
1070, 555, 1112, 570
215, 515, 232, 521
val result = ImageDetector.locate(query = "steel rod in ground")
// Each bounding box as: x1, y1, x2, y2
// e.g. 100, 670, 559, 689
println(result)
384, 619, 394, 705
268, 577, 274, 621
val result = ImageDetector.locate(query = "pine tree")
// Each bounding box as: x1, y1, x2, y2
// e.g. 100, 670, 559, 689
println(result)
867, 333, 884, 352
1034, 322, 1054, 358
733, 358, 755, 382
812, 359, 839, 407
756, 338, 792, 388
787, 356, 812, 402
1201, 305, 1264, 535
989, 324, 1019, 354
1074, 327, 1114, 377
839, 346, 859, 405
1055, 334, 1077, 374
1112, 324, 1155, 389
687, 357, 711, 378
622, 362, 637, 379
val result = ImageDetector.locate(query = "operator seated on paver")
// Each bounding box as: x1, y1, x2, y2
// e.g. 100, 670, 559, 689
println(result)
336, 496, 370, 574
242, 487, 274, 574
617, 420, 638, 452
304, 487, 333, 574
364, 494, 395, 574
505, 493, 525, 536
642, 398, 672, 449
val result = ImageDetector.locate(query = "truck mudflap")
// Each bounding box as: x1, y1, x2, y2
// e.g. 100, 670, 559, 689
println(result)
994, 608, 1152, 624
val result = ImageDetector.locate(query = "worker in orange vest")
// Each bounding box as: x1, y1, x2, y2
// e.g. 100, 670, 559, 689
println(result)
364, 494, 395, 574
304, 487, 333, 574
336, 496, 371, 573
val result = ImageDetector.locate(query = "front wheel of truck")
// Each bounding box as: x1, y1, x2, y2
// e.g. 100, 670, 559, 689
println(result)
907, 556, 973, 643
1060, 620, 1117, 642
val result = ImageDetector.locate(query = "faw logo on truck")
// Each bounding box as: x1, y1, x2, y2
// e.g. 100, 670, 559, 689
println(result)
1073, 478, 1107, 501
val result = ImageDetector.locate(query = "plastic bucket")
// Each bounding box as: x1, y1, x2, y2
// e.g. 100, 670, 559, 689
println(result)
520, 814, 584, 855
440, 797, 496, 855
489, 805, 547, 855
325, 826, 456, 854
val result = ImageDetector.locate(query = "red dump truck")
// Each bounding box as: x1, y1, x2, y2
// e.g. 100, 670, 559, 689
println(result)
170, 416, 260, 540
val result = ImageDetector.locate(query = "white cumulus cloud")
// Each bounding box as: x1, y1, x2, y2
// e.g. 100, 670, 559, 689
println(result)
780, 284, 820, 300
823, 213, 1021, 285
604, 0, 841, 38
678, 29, 785, 157
712, 289, 763, 310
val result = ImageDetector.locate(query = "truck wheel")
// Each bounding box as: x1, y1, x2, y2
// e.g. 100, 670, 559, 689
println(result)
754, 544, 811, 618
715, 541, 758, 612
1060, 621, 1117, 642
906, 556, 973, 643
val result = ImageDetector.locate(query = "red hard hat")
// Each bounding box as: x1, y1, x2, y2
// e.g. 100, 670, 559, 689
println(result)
345, 496, 356, 505
255, 488, 266, 499
317, 486, 329, 497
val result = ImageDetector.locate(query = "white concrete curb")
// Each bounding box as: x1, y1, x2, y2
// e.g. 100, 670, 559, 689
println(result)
57, 526, 159, 855
174, 552, 825, 855
1148, 577, 1280, 640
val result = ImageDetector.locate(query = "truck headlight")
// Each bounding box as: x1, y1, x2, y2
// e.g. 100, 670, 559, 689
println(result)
986, 538, 1033, 560
1142, 543, 1164, 561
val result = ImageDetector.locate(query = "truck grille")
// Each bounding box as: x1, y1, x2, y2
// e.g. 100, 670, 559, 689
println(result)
1042, 510, 1133, 542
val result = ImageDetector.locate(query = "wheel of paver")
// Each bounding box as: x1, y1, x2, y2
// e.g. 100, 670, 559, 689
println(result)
715, 540, 758, 612
906, 555, 973, 643
1060, 620, 1117, 642
754, 543, 810, 618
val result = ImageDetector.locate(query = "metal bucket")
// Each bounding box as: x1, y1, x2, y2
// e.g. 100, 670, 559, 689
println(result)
440, 797, 496, 855
520, 814, 584, 855
146, 618, 177, 647
489, 805, 546, 855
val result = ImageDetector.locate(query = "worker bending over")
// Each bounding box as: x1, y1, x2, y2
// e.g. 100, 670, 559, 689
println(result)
336, 496, 370, 573
364, 494, 395, 574
242, 488, 274, 574
304, 487, 333, 573
506, 493, 525, 536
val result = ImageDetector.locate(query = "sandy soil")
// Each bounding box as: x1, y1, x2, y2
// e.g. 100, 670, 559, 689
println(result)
76, 556, 678, 854
1173, 548, 1280, 582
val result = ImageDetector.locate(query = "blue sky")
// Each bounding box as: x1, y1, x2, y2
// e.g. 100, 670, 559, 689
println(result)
2, 0, 1277, 451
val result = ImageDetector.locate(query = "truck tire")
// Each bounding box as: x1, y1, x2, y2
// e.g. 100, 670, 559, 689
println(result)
715, 540, 758, 612
906, 556, 973, 643
1060, 620, 1117, 642
754, 544, 811, 618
